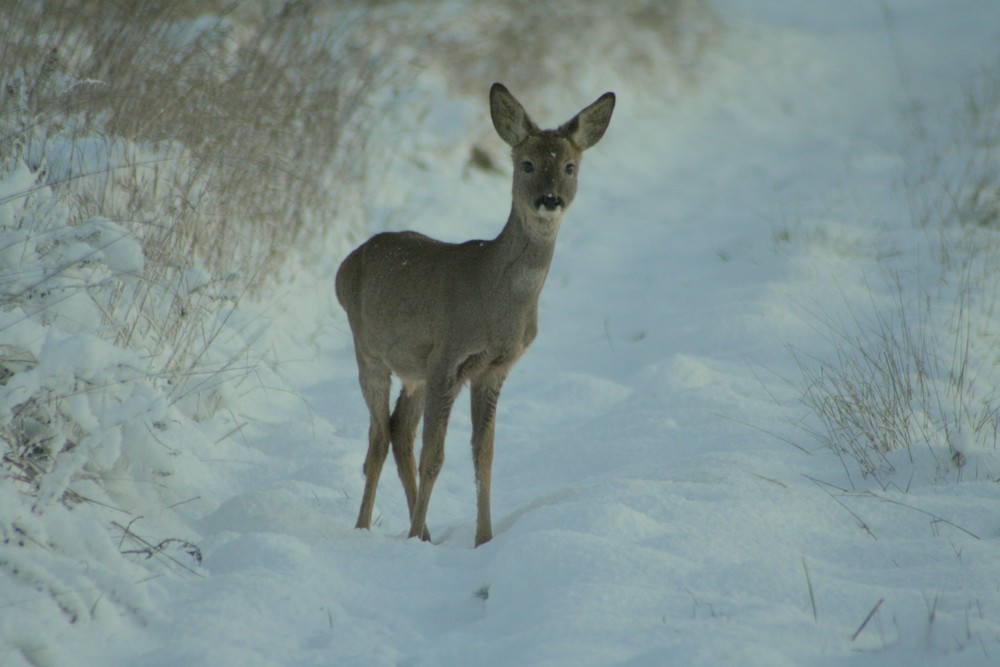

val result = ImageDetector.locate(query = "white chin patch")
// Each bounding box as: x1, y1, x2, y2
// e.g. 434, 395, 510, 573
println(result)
535, 205, 564, 222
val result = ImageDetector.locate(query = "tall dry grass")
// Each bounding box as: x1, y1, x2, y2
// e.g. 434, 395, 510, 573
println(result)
3, 0, 386, 280
1, 0, 395, 383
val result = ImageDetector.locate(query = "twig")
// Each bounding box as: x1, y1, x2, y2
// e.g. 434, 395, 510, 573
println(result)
165, 496, 202, 510
851, 598, 884, 641
859, 491, 980, 540
718, 412, 813, 456
112, 520, 204, 578
802, 557, 817, 622
745, 470, 788, 488
804, 475, 878, 540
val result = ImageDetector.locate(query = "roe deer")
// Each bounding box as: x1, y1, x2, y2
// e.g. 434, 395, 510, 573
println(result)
336, 83, 615, 546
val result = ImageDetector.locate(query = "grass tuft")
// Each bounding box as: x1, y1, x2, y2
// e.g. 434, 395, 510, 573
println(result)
790, 65, 1000, 488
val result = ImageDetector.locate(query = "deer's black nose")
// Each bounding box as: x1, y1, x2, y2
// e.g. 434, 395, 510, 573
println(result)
535, 193, 564, 211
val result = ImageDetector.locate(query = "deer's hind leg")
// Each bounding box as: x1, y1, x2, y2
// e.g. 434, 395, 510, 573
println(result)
409, 370, 462, 541
355, 358, 392, 531
390, 381, 430, 540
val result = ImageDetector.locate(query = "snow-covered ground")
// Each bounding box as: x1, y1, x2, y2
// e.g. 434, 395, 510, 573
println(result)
4, 1, 1000, 665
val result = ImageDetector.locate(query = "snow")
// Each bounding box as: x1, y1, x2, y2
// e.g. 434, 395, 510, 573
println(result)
4, 1, 1000, 665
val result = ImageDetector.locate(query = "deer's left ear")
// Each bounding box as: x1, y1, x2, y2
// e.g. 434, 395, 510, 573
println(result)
561, 92, 615, 150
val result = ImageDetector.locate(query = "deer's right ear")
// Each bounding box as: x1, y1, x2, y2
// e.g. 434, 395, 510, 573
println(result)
490, 83, 537, 147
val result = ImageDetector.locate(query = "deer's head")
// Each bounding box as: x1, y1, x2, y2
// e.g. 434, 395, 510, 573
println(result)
490, 84, 615, 236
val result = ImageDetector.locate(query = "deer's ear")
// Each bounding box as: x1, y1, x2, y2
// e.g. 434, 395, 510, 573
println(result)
490, 83, 537, 147
561, 92, 615, 150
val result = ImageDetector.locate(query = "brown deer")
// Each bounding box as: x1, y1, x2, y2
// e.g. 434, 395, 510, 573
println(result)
336, 83, 615, 546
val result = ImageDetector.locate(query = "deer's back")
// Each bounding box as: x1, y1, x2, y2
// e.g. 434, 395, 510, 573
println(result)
336, 230, 540, 381
336, 231, 479, 315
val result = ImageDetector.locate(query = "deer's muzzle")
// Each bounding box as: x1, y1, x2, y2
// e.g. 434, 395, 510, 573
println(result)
535, 193, 564, 211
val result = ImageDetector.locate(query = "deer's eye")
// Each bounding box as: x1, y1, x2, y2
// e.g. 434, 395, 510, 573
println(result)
522, 161, 535, 173
565, 163, 576, 175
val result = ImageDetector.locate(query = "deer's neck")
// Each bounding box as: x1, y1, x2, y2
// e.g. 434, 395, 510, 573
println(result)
486, 206, 559, 298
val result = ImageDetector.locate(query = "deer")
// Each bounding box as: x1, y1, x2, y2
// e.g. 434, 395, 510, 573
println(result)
336, 83, 615, 547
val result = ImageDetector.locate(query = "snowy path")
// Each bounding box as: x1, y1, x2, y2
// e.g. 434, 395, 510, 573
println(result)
77, 3, 1000, 666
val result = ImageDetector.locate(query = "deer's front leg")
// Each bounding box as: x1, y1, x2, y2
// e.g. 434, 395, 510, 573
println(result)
409, 373, 460, 541
471, 375, 504, 546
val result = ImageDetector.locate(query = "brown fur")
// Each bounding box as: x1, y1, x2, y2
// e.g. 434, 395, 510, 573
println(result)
336, 83, 615, 546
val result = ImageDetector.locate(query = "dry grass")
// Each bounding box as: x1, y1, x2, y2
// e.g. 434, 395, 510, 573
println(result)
1, 0, 396, 385
2, 0, 385, 281
791, 65, 1000, 487
792, 277, 998, 485
420, 0, 721, 104
903, 65, 1000, 233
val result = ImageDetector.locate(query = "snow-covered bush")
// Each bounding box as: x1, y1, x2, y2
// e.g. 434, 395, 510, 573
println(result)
0, 0, 395, 634
0, 156, 214, 641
